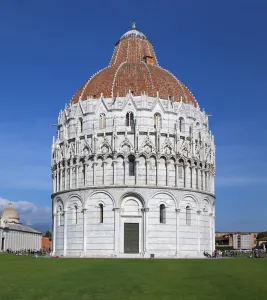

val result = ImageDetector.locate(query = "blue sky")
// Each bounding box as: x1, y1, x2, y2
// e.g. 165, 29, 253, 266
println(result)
0, 0, 266, 232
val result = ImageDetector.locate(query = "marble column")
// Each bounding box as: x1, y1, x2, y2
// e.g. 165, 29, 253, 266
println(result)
145, 159, 149, 185
84, 162, 88, 186
195, 167, 199, 189
156, 160, 160, 186
76, 163, 79, 188
52, 213, 56, 255
212, 215, 216, 251
82, 208, 87, 257
113, 160, 117, 185
65, 164, 68, 190
56, 167, 60, 192
141, 208, 149, 255
124, 159, 128, 185
113, 208, 120, 254
63, 210, 68, 256
93, 161, 97, 185
69, 160, 73, 189
103, 161, 107, 185
197, 210, 201, 255
135, 159, 139, 185
175, 208, 180, 256
184, 164, 187, 188
166, 160, 170, 186
191, 166, 195, 189
175, 162, 179, 187
53, 171, 56, 193
59, 166, 63, 191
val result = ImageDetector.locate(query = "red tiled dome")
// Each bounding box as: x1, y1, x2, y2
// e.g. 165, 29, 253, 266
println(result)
71, 24, 197, 107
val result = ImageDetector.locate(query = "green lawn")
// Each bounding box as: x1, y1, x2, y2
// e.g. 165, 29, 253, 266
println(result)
0, 254, 266, 300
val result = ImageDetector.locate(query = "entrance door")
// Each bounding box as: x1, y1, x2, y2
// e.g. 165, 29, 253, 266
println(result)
1, 237, 4, 251
124, 223, 139, 254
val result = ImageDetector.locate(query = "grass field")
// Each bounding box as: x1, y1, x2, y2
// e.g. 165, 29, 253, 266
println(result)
0, 254, 266, 300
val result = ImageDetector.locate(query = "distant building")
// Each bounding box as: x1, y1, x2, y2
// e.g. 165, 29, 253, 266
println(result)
215, 232, 258, 250
42, 237, 52, 250
0, 203, 42, 251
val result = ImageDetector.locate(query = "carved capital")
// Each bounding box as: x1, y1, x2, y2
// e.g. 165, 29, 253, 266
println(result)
82, 208, 87, 214
175, 208, 181, 213
197, 210, 201, 215
141, 208, 149, 212
113, 207, 121, 212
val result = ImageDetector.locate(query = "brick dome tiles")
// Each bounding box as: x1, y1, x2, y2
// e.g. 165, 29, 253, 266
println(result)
71, 26, 197, 107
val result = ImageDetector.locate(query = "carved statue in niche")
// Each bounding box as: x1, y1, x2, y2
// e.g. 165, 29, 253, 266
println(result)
63, 124, 68, 140
59, 145, 64, 160
82, 136, 92, 155
69, 142, 75, 158
83, 147, 89, 156
180, 139, 191, 157
100, 136, 111, 154
65, 142, 70, 159
119, 136, 134, 154
140, 135, 155, 154
161, 136, 173, 155
195, 142, 200, 159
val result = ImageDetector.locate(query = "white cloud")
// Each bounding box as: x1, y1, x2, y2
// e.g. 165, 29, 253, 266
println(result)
216, 175, 266, 187
0, 197, 51, 225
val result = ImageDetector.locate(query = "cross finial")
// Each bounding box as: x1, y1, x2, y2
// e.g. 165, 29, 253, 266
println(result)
132, 20, 136, 29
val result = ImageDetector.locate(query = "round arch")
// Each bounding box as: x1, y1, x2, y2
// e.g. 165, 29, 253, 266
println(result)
181, 194, 200, 210
119, 191, 145, 208
86, 190, 115, 208
53, 197, 64, 213
66, 193, 84, 210
148, 191, 177, 209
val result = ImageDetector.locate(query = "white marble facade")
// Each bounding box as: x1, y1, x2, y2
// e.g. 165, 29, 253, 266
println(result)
51, 94, 216, 258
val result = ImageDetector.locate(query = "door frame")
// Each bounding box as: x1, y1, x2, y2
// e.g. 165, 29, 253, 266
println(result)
120, 216, 142, 254
124, 222, 140, 254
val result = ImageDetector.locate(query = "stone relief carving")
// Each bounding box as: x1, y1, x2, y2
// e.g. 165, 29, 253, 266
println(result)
100, 136, 112, 154
161, 136, 174, 155
118, 136, 134, 154
140, 135, 155, 154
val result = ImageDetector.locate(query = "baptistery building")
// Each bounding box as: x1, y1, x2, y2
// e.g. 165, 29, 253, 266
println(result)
51, 23, 216, 258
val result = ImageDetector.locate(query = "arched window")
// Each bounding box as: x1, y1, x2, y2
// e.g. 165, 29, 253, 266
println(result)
186, 206, 191, 226
199, 132, 202, 143
179, 117, 185, 133
99, 113, 106, 129
189, 126, 192, 136
159, 204, 166, 224
99, 204, 104, 223
126, 112, 134, 130
79, 118, 83, 133
154, 113, 161, 129
74, 205, 78, 224
128, 155, 135, 176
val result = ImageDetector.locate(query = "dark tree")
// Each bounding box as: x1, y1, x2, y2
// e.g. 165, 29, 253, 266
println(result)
44, 230, 52, 238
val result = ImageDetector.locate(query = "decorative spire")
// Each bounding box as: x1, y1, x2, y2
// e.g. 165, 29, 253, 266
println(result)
8, 203, 12, 208
132, 20, 136, 30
